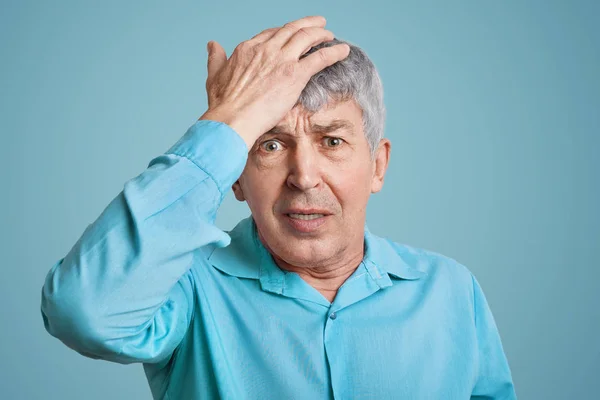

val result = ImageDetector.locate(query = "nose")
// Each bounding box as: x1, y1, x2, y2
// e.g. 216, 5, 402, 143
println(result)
286, 143, 322, 191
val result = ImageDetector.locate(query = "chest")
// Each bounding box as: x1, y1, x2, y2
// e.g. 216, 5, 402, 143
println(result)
166, 274, 478, 399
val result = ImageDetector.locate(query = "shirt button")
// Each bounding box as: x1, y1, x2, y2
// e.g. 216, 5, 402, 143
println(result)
329, 312, 337, 320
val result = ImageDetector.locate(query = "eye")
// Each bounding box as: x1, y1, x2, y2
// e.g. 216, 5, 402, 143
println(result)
260, 140, 282, 152
323, 137, 343, 147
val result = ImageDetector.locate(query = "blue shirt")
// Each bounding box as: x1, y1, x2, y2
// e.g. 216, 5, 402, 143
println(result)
41, 120, 517, 399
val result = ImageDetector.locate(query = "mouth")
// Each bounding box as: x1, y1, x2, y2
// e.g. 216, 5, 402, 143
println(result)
286, 213, 326, 220
282, 210, 331, 233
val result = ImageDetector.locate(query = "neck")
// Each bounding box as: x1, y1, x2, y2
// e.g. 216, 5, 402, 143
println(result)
270, 243, 364, 303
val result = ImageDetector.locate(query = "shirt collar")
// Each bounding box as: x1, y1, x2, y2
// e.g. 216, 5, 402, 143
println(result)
363, 225, 427, 281
208, 216, 427, 282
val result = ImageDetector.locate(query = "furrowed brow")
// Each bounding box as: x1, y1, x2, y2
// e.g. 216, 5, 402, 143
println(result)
264, 119, 355, 136
311, 119, 355, 134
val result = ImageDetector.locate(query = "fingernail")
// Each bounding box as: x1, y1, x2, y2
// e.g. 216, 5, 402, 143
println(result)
207, 41, 212, 53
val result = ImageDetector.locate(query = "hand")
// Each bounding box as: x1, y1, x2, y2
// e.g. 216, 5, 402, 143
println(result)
198, 15, 350, 150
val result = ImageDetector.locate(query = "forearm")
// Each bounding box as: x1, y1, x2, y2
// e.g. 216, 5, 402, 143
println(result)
40, 120, 247, 363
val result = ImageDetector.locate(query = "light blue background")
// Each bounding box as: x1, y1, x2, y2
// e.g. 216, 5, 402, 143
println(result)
1, 1, 598, 399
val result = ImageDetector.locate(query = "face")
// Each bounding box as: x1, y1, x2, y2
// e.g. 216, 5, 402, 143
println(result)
232, 99, 391, 268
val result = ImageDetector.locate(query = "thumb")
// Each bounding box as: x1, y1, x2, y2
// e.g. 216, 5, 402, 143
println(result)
207, 41, 226, 80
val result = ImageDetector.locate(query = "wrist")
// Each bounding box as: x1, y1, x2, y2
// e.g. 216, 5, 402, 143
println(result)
199, 107, 255, 151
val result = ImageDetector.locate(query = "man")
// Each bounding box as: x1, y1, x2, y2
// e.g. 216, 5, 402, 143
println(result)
41, 15, 517, 399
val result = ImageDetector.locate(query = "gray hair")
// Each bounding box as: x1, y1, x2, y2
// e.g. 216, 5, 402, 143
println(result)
297, 38, 386, 158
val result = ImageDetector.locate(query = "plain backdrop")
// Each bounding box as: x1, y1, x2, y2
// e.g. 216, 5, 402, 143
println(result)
1, 1, 598, 399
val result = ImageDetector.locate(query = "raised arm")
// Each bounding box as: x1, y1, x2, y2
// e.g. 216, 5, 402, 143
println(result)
40, 15, 350, 365
40, 120, 248, 364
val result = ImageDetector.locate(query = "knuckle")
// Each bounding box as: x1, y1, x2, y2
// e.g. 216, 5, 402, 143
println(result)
262, 41, 280, 57
256, 41, 271, 53
283, 21, 299, 32
318, 49, 329, 63
235, 41, 251, 53
297, 27, 311, 37
252, 42, 265, 53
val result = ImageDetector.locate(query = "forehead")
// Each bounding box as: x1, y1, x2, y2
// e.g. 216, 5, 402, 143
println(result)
269, 99, 363, 135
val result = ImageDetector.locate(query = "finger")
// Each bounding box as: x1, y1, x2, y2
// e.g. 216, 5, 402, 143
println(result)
247, 27, 279, 45
207, 40, 227, 81
299, 43, 350, 77
281, 27, 335, 59
268, 15, 327, 48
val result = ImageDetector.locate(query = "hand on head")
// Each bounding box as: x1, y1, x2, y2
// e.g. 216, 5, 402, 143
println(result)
199, 15, 350, 150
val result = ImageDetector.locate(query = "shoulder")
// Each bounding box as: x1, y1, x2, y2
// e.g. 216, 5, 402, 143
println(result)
384, 238, 476, 297
396, 240, 472, 275
382, 239, 480, 324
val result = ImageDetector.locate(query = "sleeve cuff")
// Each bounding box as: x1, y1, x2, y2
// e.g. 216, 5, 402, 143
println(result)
165, 120, 249, 195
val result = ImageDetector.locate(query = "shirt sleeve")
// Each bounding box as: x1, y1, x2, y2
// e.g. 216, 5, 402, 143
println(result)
40, 119, 248, 365
470, 274, 518, 399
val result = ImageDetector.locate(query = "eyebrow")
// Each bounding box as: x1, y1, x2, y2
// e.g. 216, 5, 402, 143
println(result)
264, 119, 355, 136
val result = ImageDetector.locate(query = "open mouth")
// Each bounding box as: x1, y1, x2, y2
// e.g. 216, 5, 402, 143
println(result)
286, 213, 325, 220
283, 212, 330, 233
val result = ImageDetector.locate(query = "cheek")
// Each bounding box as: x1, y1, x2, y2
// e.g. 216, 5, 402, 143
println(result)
329, 165, 373, 207
241, 169, 285, 211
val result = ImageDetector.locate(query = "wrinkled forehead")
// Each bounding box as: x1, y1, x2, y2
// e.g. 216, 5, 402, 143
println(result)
270, 99, 363, 137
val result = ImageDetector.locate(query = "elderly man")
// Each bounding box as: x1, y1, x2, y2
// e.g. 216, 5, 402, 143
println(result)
41, 15, 516, 399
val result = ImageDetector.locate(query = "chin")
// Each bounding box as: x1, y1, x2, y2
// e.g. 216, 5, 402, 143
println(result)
256, 217, 339, 263
276, 235, 339, 265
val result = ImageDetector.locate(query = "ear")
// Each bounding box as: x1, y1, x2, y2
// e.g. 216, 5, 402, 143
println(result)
232, 180, 246, 202
371, 138, 391, 193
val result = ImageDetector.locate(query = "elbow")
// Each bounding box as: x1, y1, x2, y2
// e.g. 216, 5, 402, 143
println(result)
40, 265, 121, 358
41, 292, 121, 357
40, 294, 179, 364
40, 258, 183, 364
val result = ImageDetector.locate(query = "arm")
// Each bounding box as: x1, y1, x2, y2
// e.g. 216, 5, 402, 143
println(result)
41, 14, 349, 366
470, 274, 518, 399
40, 120, 247, 364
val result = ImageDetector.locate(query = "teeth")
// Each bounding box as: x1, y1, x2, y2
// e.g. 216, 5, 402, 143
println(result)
288, 213, 325, 220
